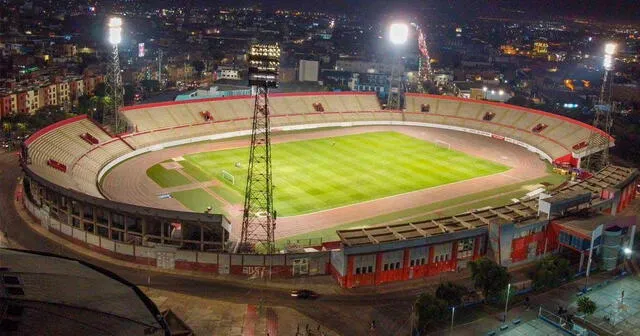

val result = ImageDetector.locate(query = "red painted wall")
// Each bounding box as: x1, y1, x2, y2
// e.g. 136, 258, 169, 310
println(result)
510, 232, 546, 263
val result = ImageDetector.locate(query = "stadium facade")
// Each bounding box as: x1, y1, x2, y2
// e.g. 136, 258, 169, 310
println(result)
19, 92, 638, 287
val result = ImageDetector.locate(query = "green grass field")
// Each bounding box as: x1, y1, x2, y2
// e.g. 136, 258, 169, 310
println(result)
146, 164, 191, 188
147, 131, 510, 216
171, 189, 229, 217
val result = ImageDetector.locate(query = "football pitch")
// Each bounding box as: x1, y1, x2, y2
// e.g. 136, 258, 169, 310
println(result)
147, 131, 510, 216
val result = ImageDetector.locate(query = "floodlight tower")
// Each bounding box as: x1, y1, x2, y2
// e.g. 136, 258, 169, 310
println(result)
105, 17, 124, 131
584, 43, 616, 171
239, 43, 280, 253
387, 23, 408, 110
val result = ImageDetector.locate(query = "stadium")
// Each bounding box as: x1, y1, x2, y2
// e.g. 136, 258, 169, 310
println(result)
20, 92, 638, 288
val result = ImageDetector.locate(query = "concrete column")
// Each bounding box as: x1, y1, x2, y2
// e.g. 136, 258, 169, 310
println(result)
200, 222, 204, 252
220, 226, 225, 251
67, 203, 73, 227
79, 204, 86, 230
92, 206, 97, 234
123, 216, 128, 243
160, 221, 165, 244
140, 217, 147, 240
107, 212, 112, 239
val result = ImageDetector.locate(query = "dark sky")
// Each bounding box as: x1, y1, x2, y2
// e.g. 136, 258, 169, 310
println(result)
174, 0, 640, 23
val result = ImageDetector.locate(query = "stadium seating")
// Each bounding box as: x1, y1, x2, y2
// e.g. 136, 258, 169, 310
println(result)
25, 116, 135, 196
25, 92, 609, 201
404, 93, 610, 160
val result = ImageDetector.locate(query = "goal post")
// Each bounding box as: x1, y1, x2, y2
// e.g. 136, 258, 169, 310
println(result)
221, 170, 235, 185
435, 140, 451, 150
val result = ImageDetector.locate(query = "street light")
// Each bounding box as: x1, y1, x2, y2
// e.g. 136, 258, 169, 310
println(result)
623, 247, 632, 256
504, 283, 511, 322
389, 23, 409, 45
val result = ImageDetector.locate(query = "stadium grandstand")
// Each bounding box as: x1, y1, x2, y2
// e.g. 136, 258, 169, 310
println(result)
19, 92, 638, 287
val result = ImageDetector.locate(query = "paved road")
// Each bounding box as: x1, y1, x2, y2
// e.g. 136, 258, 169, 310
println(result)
0, 151, 417, 336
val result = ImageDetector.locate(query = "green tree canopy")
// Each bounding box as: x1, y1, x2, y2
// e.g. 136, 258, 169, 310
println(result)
94, 82, 107, 97
532, 255, 571, 290
469, 257, 510, 299
141, 79, 160, 92
414, 293, 448, 332
435, 282, 467, 307
577, 296, 597, 316
123, 84, 136, 105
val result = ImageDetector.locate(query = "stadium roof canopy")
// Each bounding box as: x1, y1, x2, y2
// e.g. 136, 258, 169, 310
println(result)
337, 165, 638, 247
0, 249, 169, 335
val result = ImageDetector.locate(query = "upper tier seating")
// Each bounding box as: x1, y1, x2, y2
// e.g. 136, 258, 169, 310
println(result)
404, 93, 610, 159
26, 93, 610, 199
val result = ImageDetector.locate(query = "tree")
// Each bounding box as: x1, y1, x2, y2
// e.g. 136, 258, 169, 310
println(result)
533, 256, 571, 290
414, 293, 448, 332
2, 122, 12, 136
15, 122, 27, 136
469, 257, 510, 299
141, 79, 160, 92
435, 282, 467, 307
77, 95, 94, 116
94, 82, 107, 97
191, 60, 205, 77
123, 84, 135, 105
90, 95, 112, 122
577, 296, 596, 316
506, 95, 530, 107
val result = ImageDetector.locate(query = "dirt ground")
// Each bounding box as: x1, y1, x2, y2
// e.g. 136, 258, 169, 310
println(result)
101, 126, 548, 240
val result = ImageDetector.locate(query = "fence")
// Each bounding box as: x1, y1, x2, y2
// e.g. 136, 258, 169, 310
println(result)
538, 306, 580, 335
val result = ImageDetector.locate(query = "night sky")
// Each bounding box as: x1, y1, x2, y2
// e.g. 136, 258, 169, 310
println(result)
191, 0, 640, 23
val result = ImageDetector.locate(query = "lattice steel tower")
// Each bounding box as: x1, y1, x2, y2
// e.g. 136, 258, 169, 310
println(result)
105, 17, 124, 131
240, 44, 280, 253
387, 23, 409, 110
584, 43, 616, 172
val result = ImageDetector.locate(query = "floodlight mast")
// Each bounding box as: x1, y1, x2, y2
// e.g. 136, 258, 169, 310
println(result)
240, 43, 280, 254
387, 23, 408, 110
584, 42, 616, 171
105, 17, 124, 132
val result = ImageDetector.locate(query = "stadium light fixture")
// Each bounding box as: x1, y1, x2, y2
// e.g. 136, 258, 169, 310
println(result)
604, 43, 617, 56
389, 23, 409, 45
108, 17, 123, 45
603, 43, 616, 71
